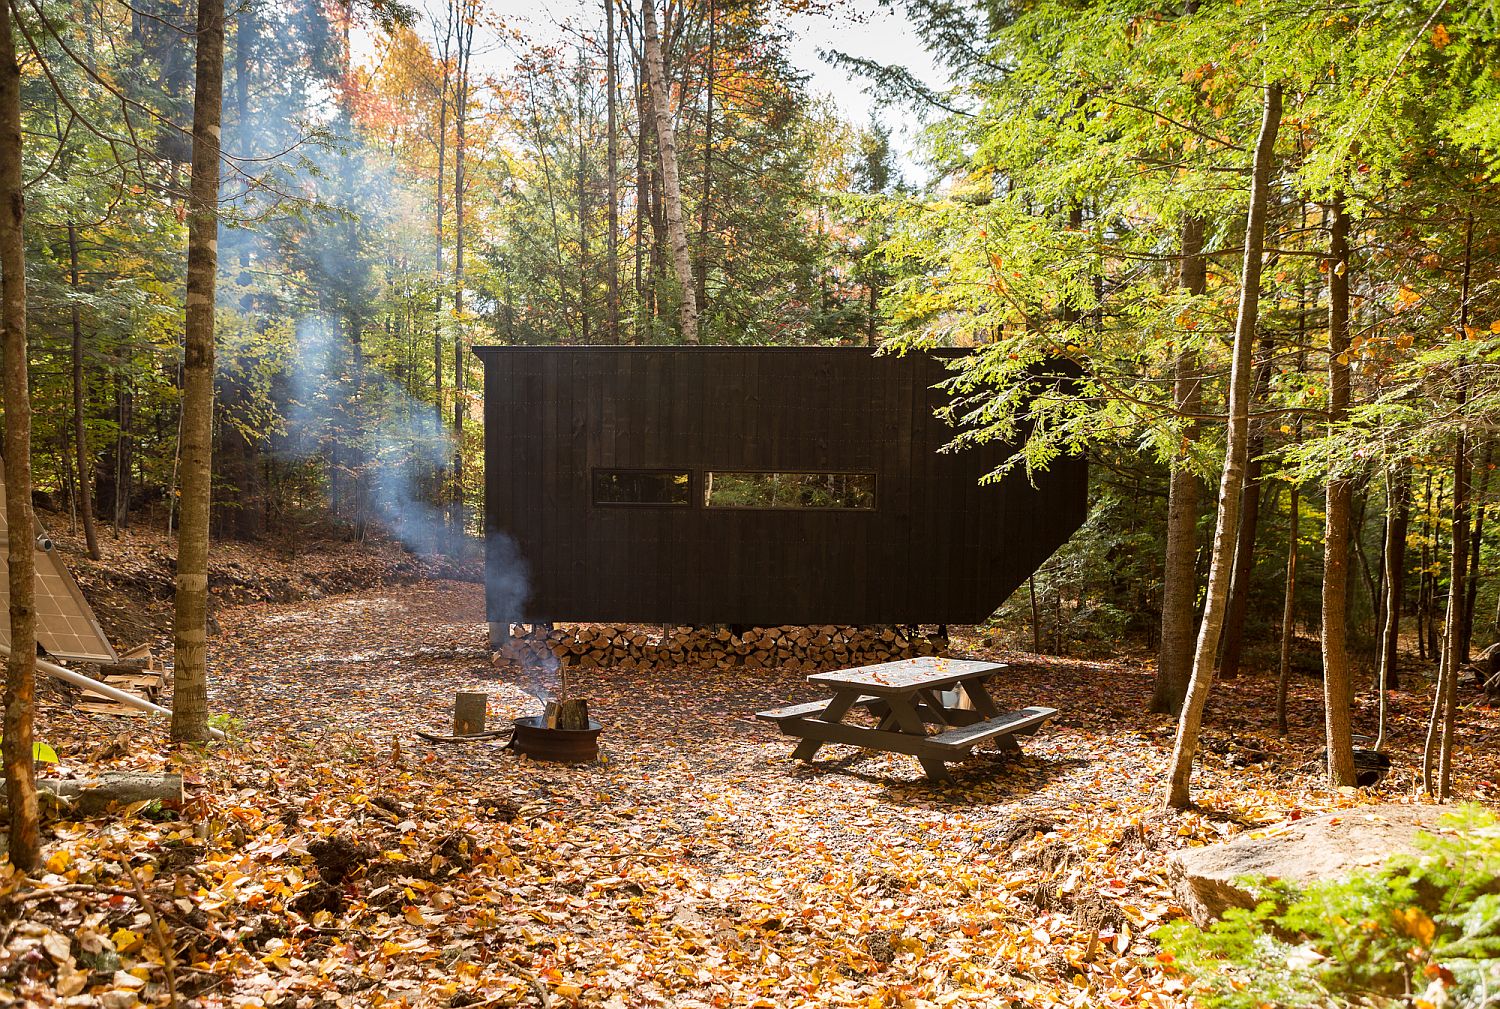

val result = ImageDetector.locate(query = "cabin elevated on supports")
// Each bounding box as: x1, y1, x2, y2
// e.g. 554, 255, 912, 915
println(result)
473, 346, 1087, 641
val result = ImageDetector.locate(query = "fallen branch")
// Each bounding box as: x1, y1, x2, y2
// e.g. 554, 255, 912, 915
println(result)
497, 953, 550, 1009
125, 860, 179, 1008
415, 728, 513, 744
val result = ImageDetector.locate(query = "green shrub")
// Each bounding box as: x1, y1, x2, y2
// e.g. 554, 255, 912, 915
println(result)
1156, 805, 1500, 1008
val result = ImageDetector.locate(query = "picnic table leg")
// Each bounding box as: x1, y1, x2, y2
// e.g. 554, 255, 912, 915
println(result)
883, 695, 954, 784
959, 678, 1002, 718
914, 688, 956, 726
790, 690, 860, 762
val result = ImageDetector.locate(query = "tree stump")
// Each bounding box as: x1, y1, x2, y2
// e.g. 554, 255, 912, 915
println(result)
454, 692, 488, 736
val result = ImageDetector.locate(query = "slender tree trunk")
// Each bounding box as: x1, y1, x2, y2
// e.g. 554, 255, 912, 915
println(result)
1276, 479, 1299, 736
1382, 469, 1409, 690
634, 57, 646, 343
1218, 336, 1273, 680
577, 50, 591, 345
1322, 193, 1356, 788
693, 0, 713, 317
605, 0, 620, 342
433, 26, 448, 511
450, 2, 473, 543
1165, 84, 1281, 809
1419, 474, 1434, 661
68, 220, 100, 559
1426, 212, 1474, 801
171, 0, 225, 743
641, 0, 699, 343
1375, 464, 1406, 749
0, 4, 39, 870
1463, 441, 1491, 656
1152, 214, 1205, 715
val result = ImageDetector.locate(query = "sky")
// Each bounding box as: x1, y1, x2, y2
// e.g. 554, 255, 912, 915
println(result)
366, 0, 946, 179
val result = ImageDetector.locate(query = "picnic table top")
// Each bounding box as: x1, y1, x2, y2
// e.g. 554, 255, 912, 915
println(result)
806, 657, 1007, 696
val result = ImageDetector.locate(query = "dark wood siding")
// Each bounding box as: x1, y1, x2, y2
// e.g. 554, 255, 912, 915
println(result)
477, 347, 1087, 626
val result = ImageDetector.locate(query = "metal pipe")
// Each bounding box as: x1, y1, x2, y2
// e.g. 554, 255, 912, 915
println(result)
8, 646, 227, 741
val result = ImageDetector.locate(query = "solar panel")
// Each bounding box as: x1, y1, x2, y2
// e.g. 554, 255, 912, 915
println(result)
0, 458, 117, 663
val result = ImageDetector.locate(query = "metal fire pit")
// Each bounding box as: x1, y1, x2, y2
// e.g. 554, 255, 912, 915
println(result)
509, 716, 603, 763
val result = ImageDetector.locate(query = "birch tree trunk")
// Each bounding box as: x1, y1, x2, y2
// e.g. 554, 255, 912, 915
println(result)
1152, 214, 1205, 716
1165, 83, 1281, 809
0, 3, 39, 870
641, 0, 698, 344
1322, 193, 1356, 787
171, 0, 225, 743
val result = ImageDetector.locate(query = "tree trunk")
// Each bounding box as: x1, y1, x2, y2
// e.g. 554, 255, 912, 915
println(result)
605, 0, 620, 342
1382, 468, 1409, 690
1165, 83, 1281, 810
1375, 464, 1406, 749
0, 5, 39, 871
694, 0, 713, 318
634, 57, 646, 343
1276, 479, 1298, 736
1151, 214, 1205, 715
68, 220, 100, 560
1463, 440, 1491, 657
450, 3, 474, 544
1218, 334, 1274, 679
433, 20, 448, 515
1322, 193, 1356, 788
1425, 212, 1474, 801
577, 50, 590, 345
171, 0, 225, 744
1419, 474, 1434, 661
641, 0, 699, 344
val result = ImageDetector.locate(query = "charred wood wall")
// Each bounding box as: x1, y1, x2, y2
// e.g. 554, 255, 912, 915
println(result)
476, 347, 1086, 626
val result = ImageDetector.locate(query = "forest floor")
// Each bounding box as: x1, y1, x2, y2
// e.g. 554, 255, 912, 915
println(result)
8, 534, 1500, 1008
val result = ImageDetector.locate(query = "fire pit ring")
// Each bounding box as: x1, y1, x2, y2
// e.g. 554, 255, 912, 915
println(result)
509, 716, 603, 763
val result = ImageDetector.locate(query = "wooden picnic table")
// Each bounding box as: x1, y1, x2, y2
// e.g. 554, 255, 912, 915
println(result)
756, 656, 1056, 782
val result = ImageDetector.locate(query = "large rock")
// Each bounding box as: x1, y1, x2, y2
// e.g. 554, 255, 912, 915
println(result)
1168, 804, 1450, 926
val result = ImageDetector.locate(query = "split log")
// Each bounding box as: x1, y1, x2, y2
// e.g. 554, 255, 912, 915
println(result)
454, 692, 488, 736
0, 773, 184, 818
557, 698, 590, 730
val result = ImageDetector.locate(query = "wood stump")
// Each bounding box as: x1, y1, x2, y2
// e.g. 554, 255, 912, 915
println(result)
454, 692, 488, 736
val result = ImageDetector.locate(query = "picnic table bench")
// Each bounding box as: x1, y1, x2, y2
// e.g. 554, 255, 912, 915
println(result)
756, 656, 1056, 782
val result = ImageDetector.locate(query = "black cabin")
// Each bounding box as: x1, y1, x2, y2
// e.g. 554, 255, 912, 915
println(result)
475, 346, 1086, 629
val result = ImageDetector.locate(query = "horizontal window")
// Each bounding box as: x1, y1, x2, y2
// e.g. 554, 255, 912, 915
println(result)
592, 469, 691, 506
704, 472, 876, 510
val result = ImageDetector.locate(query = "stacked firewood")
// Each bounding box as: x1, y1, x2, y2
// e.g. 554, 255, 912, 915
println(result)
503, 624, 951, 671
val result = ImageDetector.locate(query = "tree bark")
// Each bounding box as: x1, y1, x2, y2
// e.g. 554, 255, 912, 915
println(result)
171, 0, 225, 743
641, 0, 699, 343
1165, 83, 1281, 809
68, 220, 100, 560
1151, 214, 1206, 715
0, 3, 39, 870
1322, 193, 1356, 788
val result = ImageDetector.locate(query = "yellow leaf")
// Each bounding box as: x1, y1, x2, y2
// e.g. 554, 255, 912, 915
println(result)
111, 928, 145, 954
1431, 23, 1450, 49
44, 849, 71, 873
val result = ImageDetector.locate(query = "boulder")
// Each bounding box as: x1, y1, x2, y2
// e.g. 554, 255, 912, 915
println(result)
1168, 804, 1449, 926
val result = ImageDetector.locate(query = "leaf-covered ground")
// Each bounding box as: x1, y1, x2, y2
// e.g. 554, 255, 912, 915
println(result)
9, 578, 1500, 1008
